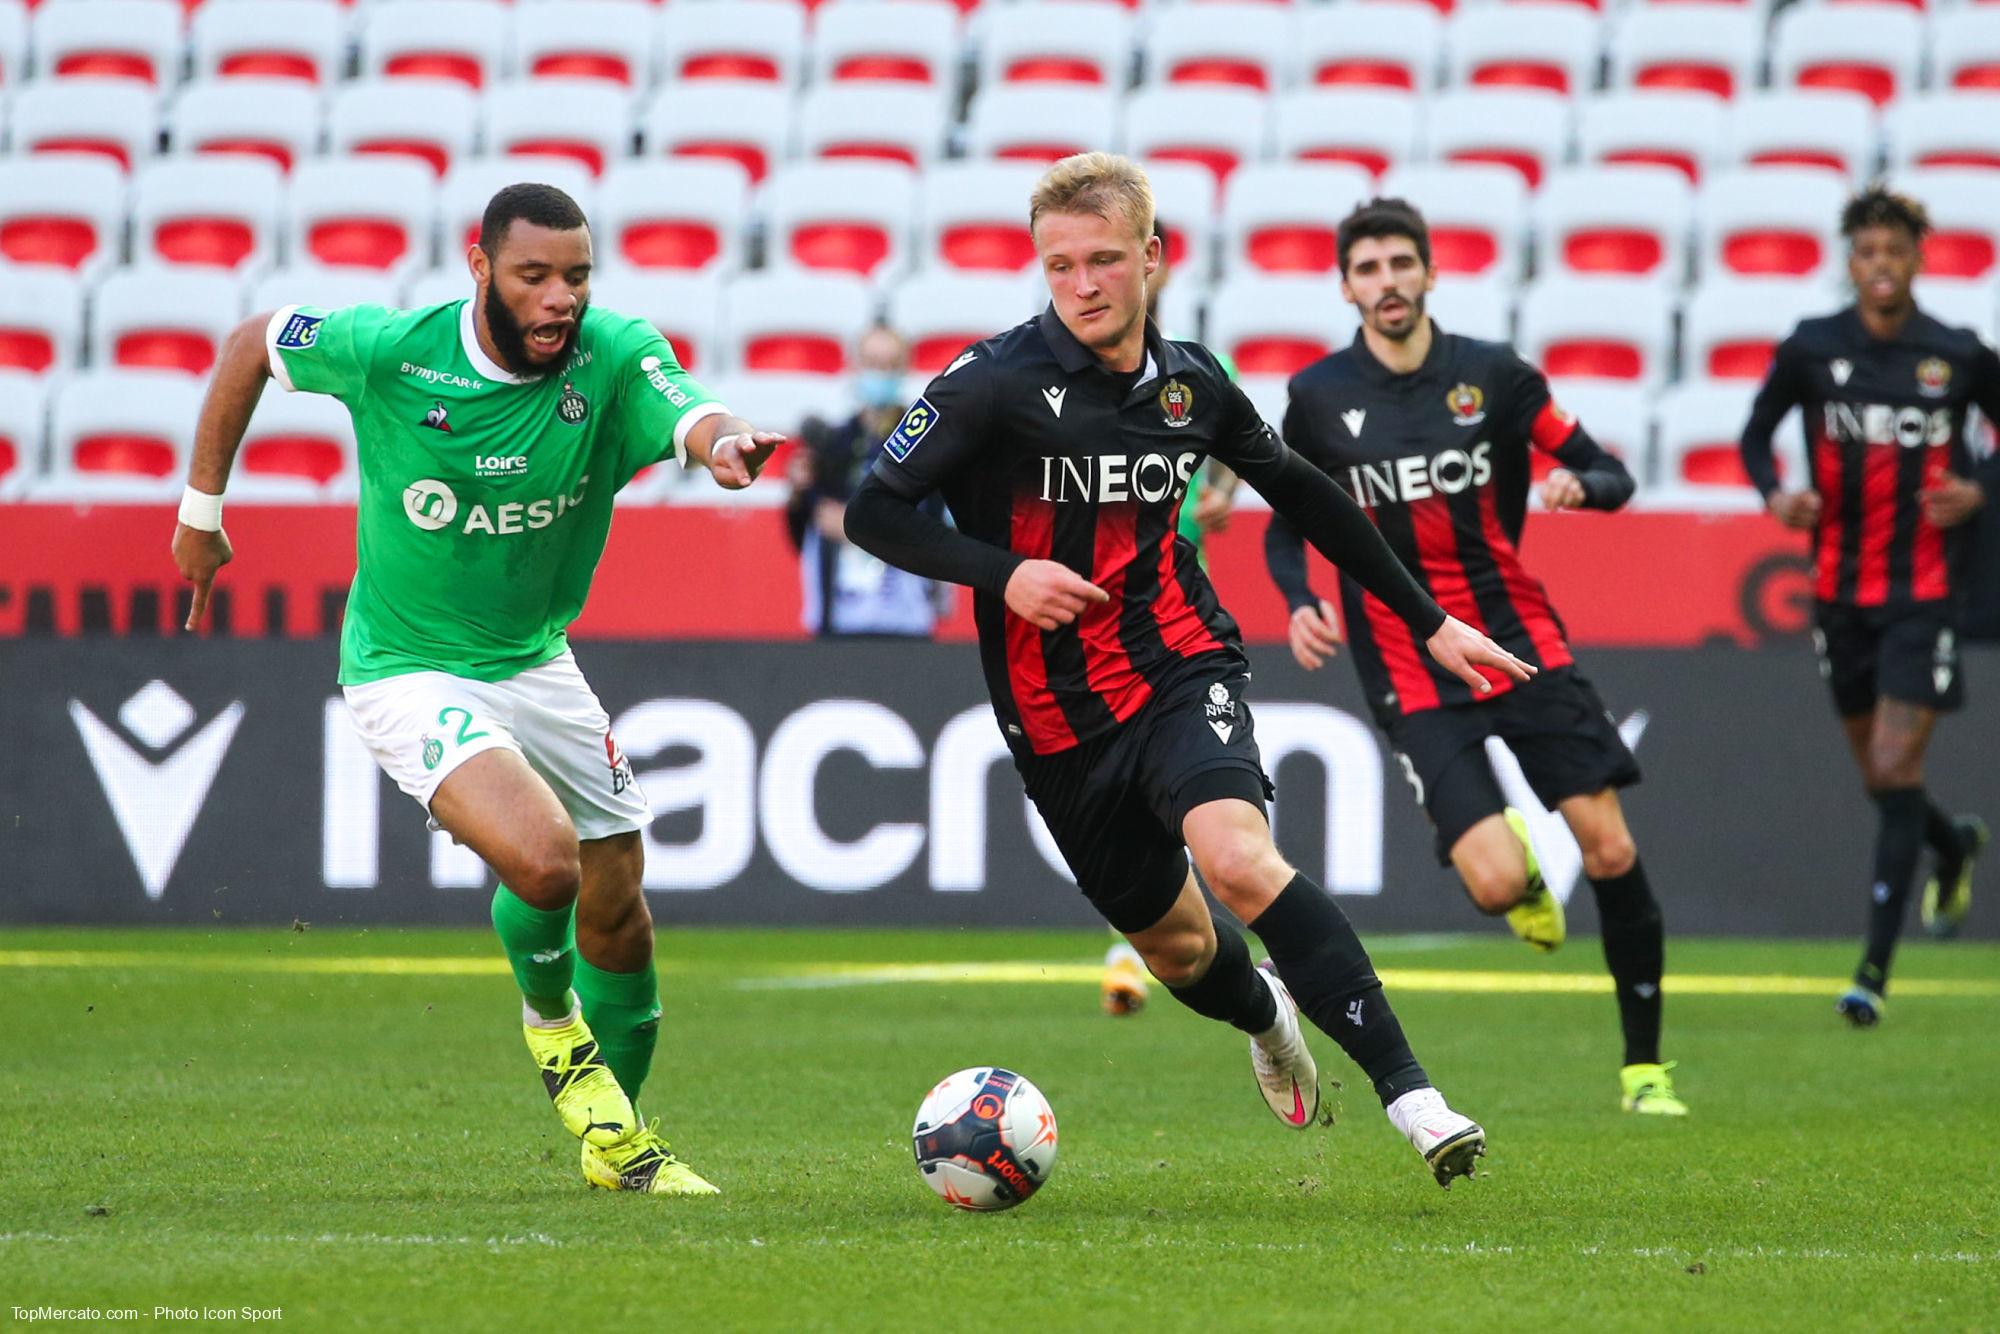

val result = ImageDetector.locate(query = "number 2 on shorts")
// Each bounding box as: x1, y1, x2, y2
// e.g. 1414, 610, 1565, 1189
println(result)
438, 705, 490, 746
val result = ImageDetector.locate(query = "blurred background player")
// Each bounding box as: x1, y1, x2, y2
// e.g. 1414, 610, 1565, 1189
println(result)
847, 153, 1538, 1187
789, 323, 950, 639
1738, 186, 2000, 1027
1264, 198, 1686, 1117
171, 184, 784, 1194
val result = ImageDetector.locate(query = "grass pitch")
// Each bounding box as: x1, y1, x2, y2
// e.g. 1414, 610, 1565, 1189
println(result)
4, 926, 1997, 1331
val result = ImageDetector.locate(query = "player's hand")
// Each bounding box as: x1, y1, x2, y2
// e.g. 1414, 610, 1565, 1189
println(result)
1540, 467, 1587, 511
1287, 599, 1342, 671
1922, 475, 1986, 529
1766, 489, 1822, 530
1425, 615, 1535, 694
172, 523, 233, 632
1005, 559, 1109, 630
708, 429, 787, 489
1193, 482, 1234, 534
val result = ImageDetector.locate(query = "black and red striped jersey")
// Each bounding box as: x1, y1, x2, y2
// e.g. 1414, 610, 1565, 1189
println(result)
1740, 305, 2000, 609
870, 308, 1278, 755
1267, 328, 1633, 722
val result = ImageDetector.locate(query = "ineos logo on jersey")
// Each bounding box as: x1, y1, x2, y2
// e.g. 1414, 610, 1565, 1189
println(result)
1347, 442, 1494, 508
1822, 403, 1952, 450
1038, 452, 1200, 504
403, 479, 459, 530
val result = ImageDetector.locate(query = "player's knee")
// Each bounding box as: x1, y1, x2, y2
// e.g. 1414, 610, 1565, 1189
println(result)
1865, 745, 1922, 791
1138, 931, 1212, 988
1196, 839, 1288, 915
511, 846, 583, 908
1580, 831, 1637, 881
1461, 863, 1526, 914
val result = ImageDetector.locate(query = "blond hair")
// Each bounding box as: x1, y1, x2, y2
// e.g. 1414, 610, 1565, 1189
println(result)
1028, 152, 1156, 243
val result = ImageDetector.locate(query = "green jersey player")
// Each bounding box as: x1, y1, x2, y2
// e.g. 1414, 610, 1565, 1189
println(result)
171, 184, 783, 1196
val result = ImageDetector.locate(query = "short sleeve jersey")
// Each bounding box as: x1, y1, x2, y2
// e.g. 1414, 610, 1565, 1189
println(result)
266, 300, 724, 684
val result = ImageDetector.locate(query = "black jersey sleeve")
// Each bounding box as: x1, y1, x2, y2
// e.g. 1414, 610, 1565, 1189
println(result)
1970, 339, 2000, 495
1740, 331, 1807, 500
868, 350, 993, 500
1498, 352, 1634, 511
1261, 381, 1325, 612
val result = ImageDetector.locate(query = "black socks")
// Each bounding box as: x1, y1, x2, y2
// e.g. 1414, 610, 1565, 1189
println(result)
1589, 860, 1665, 1067
1163, 917, 1278, 1035
1248, 874, 1429, 1107
1860, 787, 1930, 992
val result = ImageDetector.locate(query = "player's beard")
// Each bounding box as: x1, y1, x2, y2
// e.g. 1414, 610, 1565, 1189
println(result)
1371, 289, 1427, 343
483, 283, 587, 379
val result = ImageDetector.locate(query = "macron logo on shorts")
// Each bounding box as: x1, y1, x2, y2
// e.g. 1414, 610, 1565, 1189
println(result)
276, 312, 323, 350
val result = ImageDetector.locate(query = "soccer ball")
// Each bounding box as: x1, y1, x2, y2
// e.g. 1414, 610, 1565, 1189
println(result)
911, 1067, 1058, 1211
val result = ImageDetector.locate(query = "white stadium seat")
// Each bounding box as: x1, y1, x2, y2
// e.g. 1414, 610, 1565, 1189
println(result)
237, 388, 358, 491
0, 369, 47, 498
1425, 275, 1514, 343
915, 160, 1043, 273
91, 266, 244, 377
358, 0, 508, 90
131, 156, 284, 273
794, 83, 951, 170
1649, 379, 1771, 508
1912, 279, 2000, 344
191, 0, 345, 86
1204, 275, 1355, 378
0, 264, 85, 376
1445, 3, 1600, 99
1770, 2, 1922, 109
1681, 277, 1838, 382
597, 158, 749, 273
484, 78, 635, 178
1697, 166, 1849, 284
723, 271, 875, 375
811, 0, 962, 90
642, 79, 791, 184
1609, 4, 1760, 102
1931, 8, 2000, 97
977, 2, 1133, 89
1884, 94, 2000, 174
966, 85, 1118, 165
1425, 88, 1570, 189
656, 0, 806, 87
1534, 166, 1692, 283
438, 158, 599, 258
1145, 160, 1220, 283
0, 155, 127, 280
887, 270, 1041, 374
32, 0, 183, 88
10, 78, 159, 172
1577, 90, 1728, 185
1543, 380, 1652, 485
1378, 163, 1529, 280
247, 264, 403, 314
0, 0, 26, 88
402, 267, 471, 310
169, 77, 322, 174
761, 161, 917, 281
1516, 277, 1674, 387
1727, 92, 1878, 181
1274, 88, 1420, 178
513, 0, 657, 87
1893, 168, 2000, 286
41, 370, 202, 503
327, 77, 481, 179
589, 267, 726, 373
285, 156, 438, 277
1143, 3, 1293, 94
1296, 1, 1442, 93
1120, 85, 1269, 188
1220, 162, 1373, 277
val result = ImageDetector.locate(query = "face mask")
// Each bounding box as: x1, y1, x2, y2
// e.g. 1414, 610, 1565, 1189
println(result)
855, 370, 903, 411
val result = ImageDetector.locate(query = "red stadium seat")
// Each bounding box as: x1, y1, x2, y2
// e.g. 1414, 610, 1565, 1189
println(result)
1699, 167, 1847, 282
979, 1, 1131, 87
1380, 164, 1530, 279
658, 0, 804, 85
11, 78, 157, 172
966, 86, 1117, 165
796, 84, 948, 170
1122, 86, 1269, 188
286, 157, 437, 277
360, 0, 506, 90
0, 265, 83, 375
643, 81, 790, 184
485, 79, 632, 178
1447, 5, 1599, 98
329, 79, 479, 179
1299, 2, 1441, 91
725, 272, 873, 376
1536, 167, 1692, 281
515, 0, 654, 87
1221, 164, 1374, 276
915, 161, 1043, 272
133, 158, 283, 272
1146, 5, 1290, 93
1772, 4, 1921, 109
33, 0, 182, 87
1518, 277, 1673, 386
763, 162, 914, 279
0, 156, 125, 279
1206, 275, 1356, 375
1610, 3, 1759, 100
92, 267, 242, 377
813, 0, 960, 88
1427, 89, 1570, 189
887, 272, 1039, 373
191, 0, 342, 84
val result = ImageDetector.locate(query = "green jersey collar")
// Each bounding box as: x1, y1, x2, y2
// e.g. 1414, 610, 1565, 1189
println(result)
459, 298, 537, 386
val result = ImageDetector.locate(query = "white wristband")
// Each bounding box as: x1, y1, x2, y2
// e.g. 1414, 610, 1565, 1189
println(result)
178, 485, 224, 531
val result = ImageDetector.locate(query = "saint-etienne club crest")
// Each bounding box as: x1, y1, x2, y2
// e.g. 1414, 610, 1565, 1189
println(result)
1446, 382, 1486, 426
1158, 378, 1195, 428
557, 381, 590, 424
1916, 357, 1951, 398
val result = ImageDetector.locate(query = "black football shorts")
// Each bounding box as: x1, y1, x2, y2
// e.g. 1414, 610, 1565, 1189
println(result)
1009, 659, 1274, 935
1386, 666, 1641, 863
1813, 600, 1965, 718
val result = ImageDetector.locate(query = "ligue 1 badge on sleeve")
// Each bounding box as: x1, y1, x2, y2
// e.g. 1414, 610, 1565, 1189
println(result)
557, 381, 590, 424
1158, 378, 1195, 428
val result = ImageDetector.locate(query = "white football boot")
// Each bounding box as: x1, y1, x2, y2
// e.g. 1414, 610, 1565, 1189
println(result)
1386, 1087, 1486, 1188
1250, 963, 1319, 1128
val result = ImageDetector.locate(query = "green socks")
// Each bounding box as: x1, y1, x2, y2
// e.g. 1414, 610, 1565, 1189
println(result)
490, 884, 576, 1020
574, 957, 662, 1105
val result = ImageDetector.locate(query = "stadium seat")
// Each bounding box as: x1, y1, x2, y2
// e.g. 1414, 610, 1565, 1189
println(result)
1912, 277, 2000, 343
402, 266, 471, 310
42, 370, 201, 502
0, 1, 25, 89
1204, 275, 1356, 376
1516, 277, 1673, 386
1296, 1, 1442, 92
0, 155, 126, 279
588, 267, 725, 372
327, 77, 480, 178
761, 161, 916, 280
699, 372, 850, 444
10, 78, 159, 171
1534, 166, 1692, 282
914, 159, 1043, 273
965, 85, 1118, 164
1220, 163, 1374, 276
656, 0, 806, 86
1120, 86, 1269, 187
794, 83, 950, 170
1145, 160, 1221, 281
168, 77, 322, 173
723, 271, 874, 374
1893, 168, 2000, 284
1884, 94, 2000, 172
90, 266, 243, 376
1608, 3, 1759, 101
439, 158, 599, 256
811, 0, 961, 89
1378, 163, 1529, 279
596, 158, 746, 273
642, 80, 791, 183
1542, 379, 1651, 485
976, 1, 1134, 88
1424, 89, 1570, 188
1697, 167, 1848, 282
1681, 277, 1837, 381
1143, 3, 1293, 93
1932, 9, 2000, 94
1274, 88, 1421, 177
31, 0, 182, 86
0, 369, 46, 499
1650, 379, 1769, 506
285, 156, 437, 276
237, 388, 357, 489
1727, 92, 1878, 180
1770, 2, 1922, 108
1425, 275, 1513, 342
1577, 90, 1728, 184
1444, 3, 1600, 97
131, 156, 283, 272
484, 78, 635, 177
247, 263, 402, 313
513, 0, 657, 87
886, 270, 1041, 373
191, 0, 344, 84
358, 0, 507, 90
0, 264, 84, 374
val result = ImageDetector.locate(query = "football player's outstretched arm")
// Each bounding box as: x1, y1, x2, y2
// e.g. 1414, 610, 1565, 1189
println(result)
172, 311, 277, 631
682, 413, 787, 490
